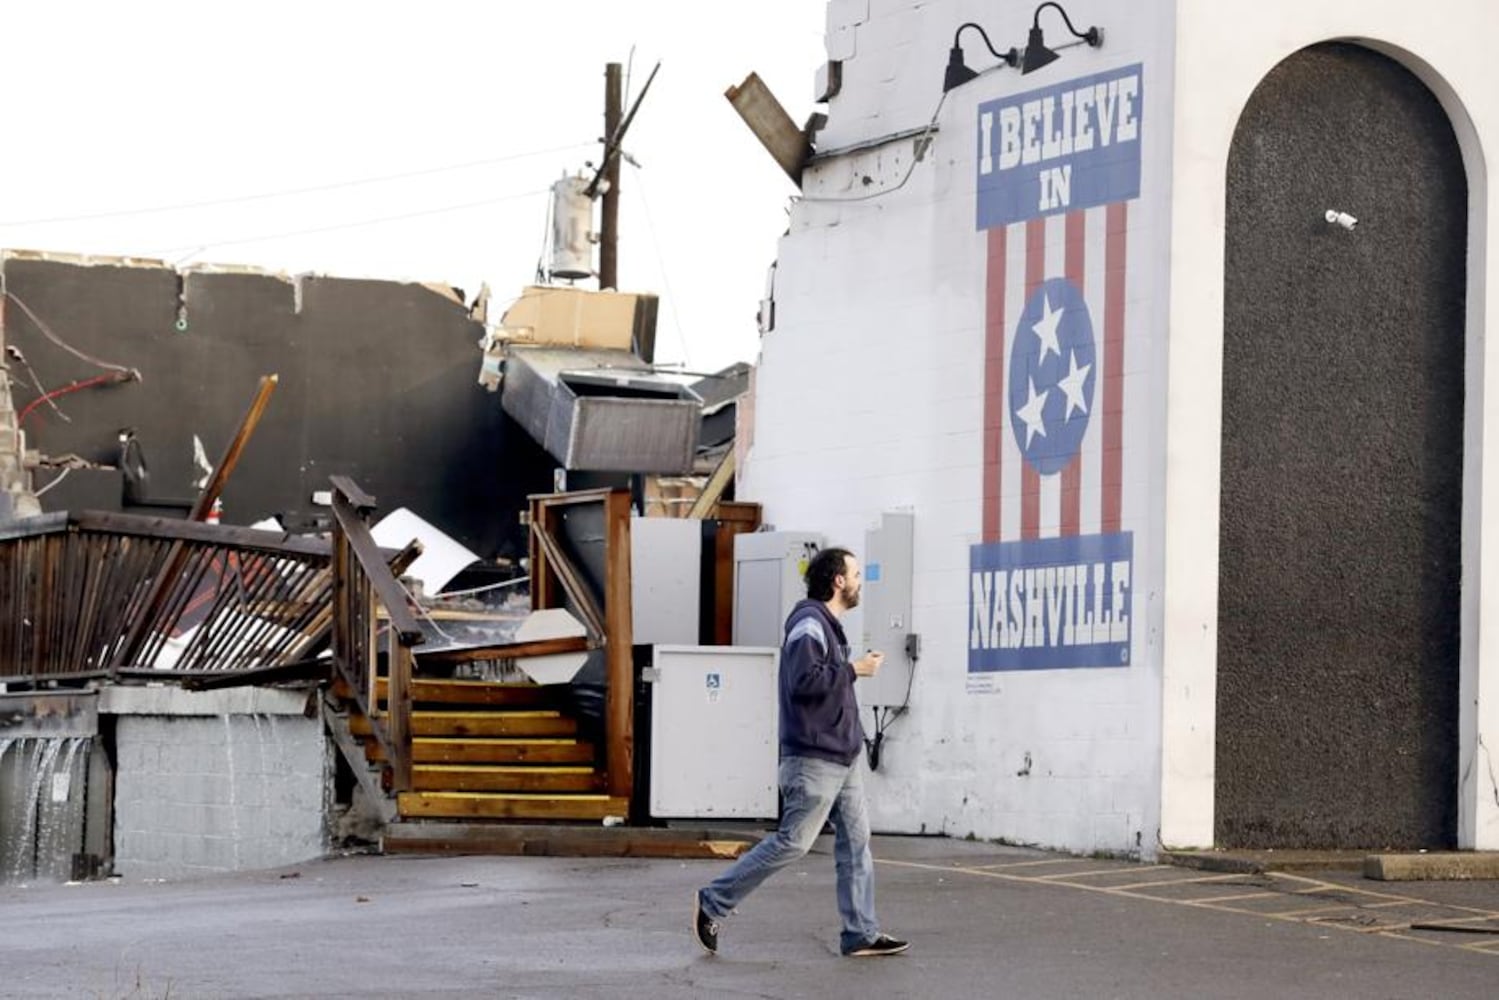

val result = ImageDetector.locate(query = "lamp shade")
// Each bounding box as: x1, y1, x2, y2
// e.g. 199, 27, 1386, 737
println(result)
1021, 26, 1059, 75
943, 45, 979, 92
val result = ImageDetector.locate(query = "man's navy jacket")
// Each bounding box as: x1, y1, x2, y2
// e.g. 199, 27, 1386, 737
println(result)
778, 598, 863, 765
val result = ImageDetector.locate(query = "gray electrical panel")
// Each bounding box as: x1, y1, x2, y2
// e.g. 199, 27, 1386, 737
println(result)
732, 532, 824, 647
857, 511, 915, 708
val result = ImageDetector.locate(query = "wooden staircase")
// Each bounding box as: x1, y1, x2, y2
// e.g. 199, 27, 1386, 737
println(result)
337, 676, 630, 823
323, 484, 646, 845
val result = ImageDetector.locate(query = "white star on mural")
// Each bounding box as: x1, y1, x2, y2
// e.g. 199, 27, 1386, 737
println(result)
1058, 351, 1092, 420
1031, 294, 1064, 363
1015, 376, 1049, 449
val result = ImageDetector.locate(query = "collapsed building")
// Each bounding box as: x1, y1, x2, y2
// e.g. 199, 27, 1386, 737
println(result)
0, 250, 760, 880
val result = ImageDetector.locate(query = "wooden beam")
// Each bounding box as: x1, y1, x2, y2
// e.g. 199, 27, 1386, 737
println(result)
386, 644, 414, 793
331, 525, 351, 683
687, 449, 735, 520
110, 376, 282, 670
415, 634, 594, 665
725, 72, 810, 185
328, 474, 377, 511
353, 712, 579, 739
329, 492, 424, 647
377, 678, 555, 706
178, 658, 332, 690
69, 511, 333, 557
191, 374, 278, 522
714, 501, 762, 526
412, 765, 602, 794
367, 738, 595, 766
527, 499, 552, 613
711, 504, 762, 645
531, 519, 605, 638
396, 792, 630, 822
381, 822, 754, 859
602, 489, 634, 801
528, 487, 620, 507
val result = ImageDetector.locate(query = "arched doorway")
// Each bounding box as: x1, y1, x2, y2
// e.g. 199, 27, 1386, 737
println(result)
1216, 42, 1467, 848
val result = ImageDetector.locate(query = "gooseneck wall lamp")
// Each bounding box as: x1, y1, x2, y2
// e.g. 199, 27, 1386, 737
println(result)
1022, 2, 1104, 75
941, 2, 1105, 92
942, 22, 1019, 93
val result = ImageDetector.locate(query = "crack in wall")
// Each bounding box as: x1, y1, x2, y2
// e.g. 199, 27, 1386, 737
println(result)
1479, 734, 1499, 809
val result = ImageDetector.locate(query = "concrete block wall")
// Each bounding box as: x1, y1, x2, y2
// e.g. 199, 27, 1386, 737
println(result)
103, 688, 327, 880
0, 300, 42, 517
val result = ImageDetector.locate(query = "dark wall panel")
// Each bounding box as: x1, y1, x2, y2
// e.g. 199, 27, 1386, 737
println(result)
1217, 44, 1466, 848
3, 259, 555, 561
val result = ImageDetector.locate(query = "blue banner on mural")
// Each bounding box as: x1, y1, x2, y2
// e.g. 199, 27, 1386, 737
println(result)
968, 532, 1132, 671
975, 64, 1143, 230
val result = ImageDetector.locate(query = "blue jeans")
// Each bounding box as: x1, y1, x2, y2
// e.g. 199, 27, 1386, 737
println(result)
699, 754, 879, 952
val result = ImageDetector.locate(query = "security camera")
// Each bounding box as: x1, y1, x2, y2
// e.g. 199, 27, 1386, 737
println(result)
1324, 210, 1358, 231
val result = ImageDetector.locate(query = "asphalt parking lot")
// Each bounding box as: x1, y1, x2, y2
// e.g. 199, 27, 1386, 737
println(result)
4, 836, 1499, 998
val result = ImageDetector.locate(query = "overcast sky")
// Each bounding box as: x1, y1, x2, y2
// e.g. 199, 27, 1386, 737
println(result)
0, 2, 826, 373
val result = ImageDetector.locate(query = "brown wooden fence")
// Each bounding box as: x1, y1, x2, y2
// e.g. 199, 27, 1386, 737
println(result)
0, 481, 638, 814
0, 511, 333, 683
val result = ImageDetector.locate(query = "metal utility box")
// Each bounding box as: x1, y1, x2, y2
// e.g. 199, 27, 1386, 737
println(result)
630, 517, 701, 646
858, 511, 916, 708
732, 532, 824, 647
648, 645, 779, 819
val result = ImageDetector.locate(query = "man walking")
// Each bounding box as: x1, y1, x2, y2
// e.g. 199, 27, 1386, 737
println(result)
693, 546, 909, 957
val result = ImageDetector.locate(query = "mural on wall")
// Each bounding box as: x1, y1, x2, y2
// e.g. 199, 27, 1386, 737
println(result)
968, 64, 1143, 688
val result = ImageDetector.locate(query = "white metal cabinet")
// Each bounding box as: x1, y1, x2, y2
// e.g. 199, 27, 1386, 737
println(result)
648, 645, 779, 819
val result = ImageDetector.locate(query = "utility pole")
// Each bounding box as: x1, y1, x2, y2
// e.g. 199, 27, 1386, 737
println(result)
599, 62, 622, 291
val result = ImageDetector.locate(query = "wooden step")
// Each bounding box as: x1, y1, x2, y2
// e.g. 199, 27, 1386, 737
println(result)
412, 764, 602, 794
382, 822, 757, 860
349, 711, 578, 739
397, 792, 630, 822
366, 737, 596, 766
376, 678, 555, 708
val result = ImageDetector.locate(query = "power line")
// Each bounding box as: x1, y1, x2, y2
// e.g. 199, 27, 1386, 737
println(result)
4, 292, 139, 377
148, 187, 553, 259
626, 161, 691, 366
0, 143, 593, 228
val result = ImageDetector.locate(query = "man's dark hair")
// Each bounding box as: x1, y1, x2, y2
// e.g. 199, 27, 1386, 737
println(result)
805, 547, 853, 601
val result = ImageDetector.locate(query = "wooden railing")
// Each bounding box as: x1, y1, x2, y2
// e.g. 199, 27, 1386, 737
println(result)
528, 489, 634, 801
0, 478, 627, 817
328, 476, 424, 794
0, 511, 332, 684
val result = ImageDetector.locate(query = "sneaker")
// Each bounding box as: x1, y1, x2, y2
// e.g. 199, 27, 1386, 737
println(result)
844, 933, 910, 957
693, 892, 719, 955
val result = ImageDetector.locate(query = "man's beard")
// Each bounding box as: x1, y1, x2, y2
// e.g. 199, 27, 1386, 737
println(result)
841, 583, 861, 609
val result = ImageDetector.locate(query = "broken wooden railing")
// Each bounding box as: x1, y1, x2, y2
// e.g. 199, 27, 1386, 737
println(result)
0, 511, 333, 685
528, 488, 634, 803
328, 476, 423, 794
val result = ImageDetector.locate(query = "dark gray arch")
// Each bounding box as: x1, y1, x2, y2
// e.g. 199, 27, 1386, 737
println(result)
1216, 41, 1466, 849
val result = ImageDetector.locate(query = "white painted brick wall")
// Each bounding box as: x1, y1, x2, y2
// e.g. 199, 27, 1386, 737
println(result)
770, 0, 1499, 856
826, 0, 868, 36
746, 0, 1174, 857
113, 709, 327, 880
